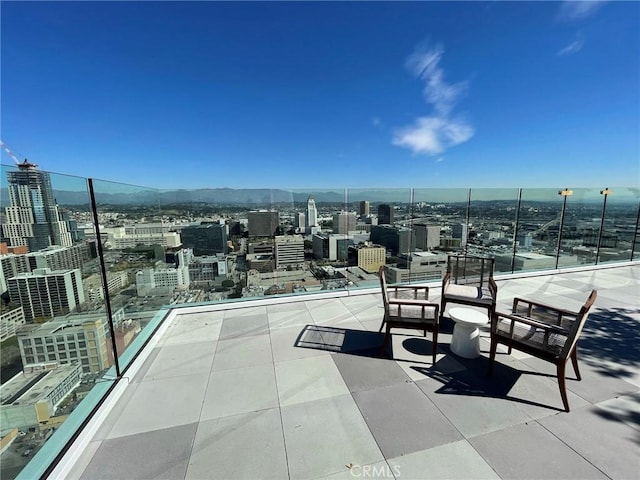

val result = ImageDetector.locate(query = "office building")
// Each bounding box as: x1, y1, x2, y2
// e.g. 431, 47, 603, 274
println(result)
371, 225, 414, 255
7, 268, 85, 322
452, 224, 468, 247
0, 362, 83, 431
293, 212, 305, 230
359, 201, 370, 217
3, 160, 72, 251
332, 212, 357, 234
247, 211, 280, 237
274, 235, 304, 268
17, 314, 111, 373
414, 224, 441, 250
387, 251, 448, 283
312, 234, 354, 261
180, 223, 228, 256
348, 243, 385, 274
377, 204, 394, 225
516, 233, 533, 250
103, 224, 181, 249
0, 305, 26, 341
0, 243, 95, 295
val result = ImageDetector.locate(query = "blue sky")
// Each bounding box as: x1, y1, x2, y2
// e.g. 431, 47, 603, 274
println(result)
1, 1, 638, 190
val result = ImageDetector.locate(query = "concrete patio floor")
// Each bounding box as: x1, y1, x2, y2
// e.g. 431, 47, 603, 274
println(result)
62, 264, 639, 480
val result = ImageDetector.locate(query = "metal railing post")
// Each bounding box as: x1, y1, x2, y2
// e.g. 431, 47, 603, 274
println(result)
595, 188, 611, 264
511, 188, 523, 273
555, 188, 573, 269
88, 178, 121, 378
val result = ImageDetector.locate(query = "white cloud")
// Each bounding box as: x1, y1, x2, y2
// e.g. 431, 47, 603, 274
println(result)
392, 116, 474, 155
393, 43, 474, 156
557, 1, 605, 22
405, 44, 468, 115
557, 37, 585, 56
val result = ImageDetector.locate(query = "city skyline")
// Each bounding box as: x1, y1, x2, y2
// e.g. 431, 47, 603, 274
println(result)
1, 1, 639, 190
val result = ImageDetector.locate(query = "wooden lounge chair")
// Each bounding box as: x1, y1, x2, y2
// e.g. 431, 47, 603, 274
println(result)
379, 266, 440, 363
440, 254, 497, 323
488, 290, 597, 411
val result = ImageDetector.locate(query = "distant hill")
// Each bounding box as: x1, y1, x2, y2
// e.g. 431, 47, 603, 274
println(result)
1, 187, 423, 206
1, 187, 636, 207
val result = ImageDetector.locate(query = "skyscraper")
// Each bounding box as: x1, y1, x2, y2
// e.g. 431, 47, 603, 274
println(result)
359, 201, 370, 217
4, 160, 72, 251
377, 204, 394, 225
305, 196, 318, 234
247, 211, 280, 237
181, 223, 228, 256
332, 212, 357, 234
7, 268, 84, 321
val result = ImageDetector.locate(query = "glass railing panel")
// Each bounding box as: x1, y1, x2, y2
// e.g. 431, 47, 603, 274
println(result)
88, 179, 164, 370
468, 188, 520, 274
393, 188, 470, 285
557, 188, 601, 269
596, 188, 640, 264
340, 188, 414, 289
515, 189, 564, 273
0, 164, 118, 480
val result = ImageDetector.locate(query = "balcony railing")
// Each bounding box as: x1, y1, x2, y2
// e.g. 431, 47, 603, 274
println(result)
1, 162, 639, 479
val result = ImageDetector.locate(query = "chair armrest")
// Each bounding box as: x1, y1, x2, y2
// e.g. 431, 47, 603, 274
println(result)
441, 272, 451, 288
494, 311, 569, 335
512, 297, 577, 317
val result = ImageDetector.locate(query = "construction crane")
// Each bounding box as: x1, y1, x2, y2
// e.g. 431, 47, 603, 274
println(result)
0, 140, 29, 165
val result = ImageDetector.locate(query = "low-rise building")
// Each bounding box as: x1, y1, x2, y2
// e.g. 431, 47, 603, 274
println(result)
0, 362, 82, 431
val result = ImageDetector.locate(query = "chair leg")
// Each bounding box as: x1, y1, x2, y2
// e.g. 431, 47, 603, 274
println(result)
379, 324, 392, 358
439, 300, 446, 323
378, 317, 385, 333
432, 325, 438, 364
557, 361, 570, 412
571, 347, 582, 381
487, 338, 498, 376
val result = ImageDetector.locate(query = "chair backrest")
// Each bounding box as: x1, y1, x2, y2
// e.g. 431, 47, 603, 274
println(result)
560, 289, 597, 358
447, 254, 494, 288
378, 265, 390, 313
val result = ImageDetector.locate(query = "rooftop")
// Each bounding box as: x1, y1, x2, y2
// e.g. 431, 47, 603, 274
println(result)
53, 264, 639, 479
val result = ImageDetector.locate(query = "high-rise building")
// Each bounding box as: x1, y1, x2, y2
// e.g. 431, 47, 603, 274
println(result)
312, 234, 354, 261
274, 235, 304, 268
3, 160, 72, 251
371, 225, 414, 255
247, 211, 280, 237
293, 212, 305, 230
377, 204, 394, 225
348, 243, 386, 273
414, 224, 441, 250
7, 268, 85, 321
305, 197, 318, 233
452, 224, 468, 247
180, 223, 228, 256
359, 201, 370, 217
332, 212, 357, 234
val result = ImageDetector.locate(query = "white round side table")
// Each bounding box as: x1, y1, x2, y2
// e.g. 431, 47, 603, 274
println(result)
449, 307, 488, 359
